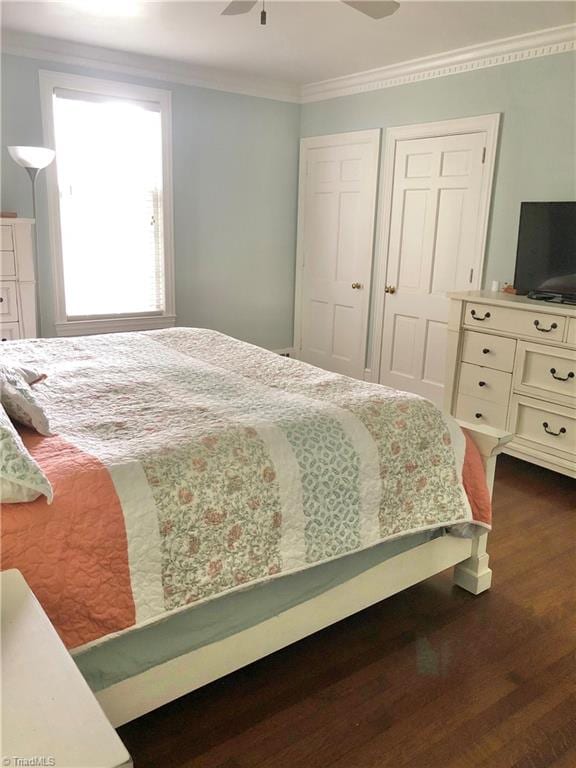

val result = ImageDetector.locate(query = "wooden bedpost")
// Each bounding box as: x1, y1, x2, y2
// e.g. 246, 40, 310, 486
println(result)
453, 422, 513, 596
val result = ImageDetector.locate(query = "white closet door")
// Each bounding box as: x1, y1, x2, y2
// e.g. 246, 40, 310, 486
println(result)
379, 131, 491, 405
295, 130, 380, 378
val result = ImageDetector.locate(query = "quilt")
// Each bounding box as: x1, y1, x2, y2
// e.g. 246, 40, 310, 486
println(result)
0, 329, 490, 649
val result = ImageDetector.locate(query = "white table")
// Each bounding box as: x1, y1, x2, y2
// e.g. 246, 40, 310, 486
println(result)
1, 569, 132, 767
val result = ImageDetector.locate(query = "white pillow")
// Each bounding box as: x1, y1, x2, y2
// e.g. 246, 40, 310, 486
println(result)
0, 404, 53, 503
0, 364, 52, 436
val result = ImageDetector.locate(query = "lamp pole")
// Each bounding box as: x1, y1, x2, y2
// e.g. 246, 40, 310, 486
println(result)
25, 167, 42, 335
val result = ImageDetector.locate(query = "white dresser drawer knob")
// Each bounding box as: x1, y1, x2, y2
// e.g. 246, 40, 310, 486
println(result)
533, 319, 558, 333
549, 368, 574, 382
478, 380, 487, 388
542, 421, 567, 437
481, 347, 490, 355
470, 309, 491, 321
475, 412, 483, 419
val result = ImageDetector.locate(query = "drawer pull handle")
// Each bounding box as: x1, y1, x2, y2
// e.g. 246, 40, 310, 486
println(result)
475, 412, 483, 419
471, 310, 490, 321
542, 422, 566, 437
550, 368, 574, 382
1, 338, 6, 342
0, 297, 3, 303
478, 381, 487, 387
533, 320, 558, 333
482, 348, 490, 355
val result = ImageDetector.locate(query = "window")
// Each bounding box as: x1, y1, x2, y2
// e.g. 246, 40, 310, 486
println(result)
40, 72, 174, 335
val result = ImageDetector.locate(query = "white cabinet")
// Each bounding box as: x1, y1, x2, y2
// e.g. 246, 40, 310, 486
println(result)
0, 217, 37, 342
446, 291, 576, 478
1, 570, 132, 767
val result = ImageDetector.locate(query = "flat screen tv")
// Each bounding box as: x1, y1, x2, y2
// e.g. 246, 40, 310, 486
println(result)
514, 202, 576, 303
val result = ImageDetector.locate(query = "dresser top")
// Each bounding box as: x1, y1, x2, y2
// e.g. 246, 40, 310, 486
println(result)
449, 290, 576, 318
0, 217, 34, 223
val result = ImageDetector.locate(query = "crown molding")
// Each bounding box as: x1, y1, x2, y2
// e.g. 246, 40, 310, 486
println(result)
2, 24, 575, 106
1, 30, 301, 103
300, 23, 576, 103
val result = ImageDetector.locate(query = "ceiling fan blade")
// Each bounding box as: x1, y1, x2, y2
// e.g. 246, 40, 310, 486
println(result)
221, 1, 258, 16
342, 1, 400, 19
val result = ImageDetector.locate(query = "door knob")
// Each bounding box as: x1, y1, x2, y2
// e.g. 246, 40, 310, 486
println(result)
384, 285, 396, 294
351, 282, 362, 289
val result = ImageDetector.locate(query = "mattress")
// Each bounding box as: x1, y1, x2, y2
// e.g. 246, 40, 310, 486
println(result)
74, 528, 443, 692
1, 328, 490, 651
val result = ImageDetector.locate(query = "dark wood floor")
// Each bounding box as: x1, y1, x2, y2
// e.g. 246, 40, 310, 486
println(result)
119, 455, 576, 768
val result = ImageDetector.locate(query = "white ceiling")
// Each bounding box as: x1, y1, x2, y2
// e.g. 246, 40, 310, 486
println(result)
2, 1, 574, 88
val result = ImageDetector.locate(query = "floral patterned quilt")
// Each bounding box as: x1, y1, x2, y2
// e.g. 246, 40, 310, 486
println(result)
0, 328, 489, 649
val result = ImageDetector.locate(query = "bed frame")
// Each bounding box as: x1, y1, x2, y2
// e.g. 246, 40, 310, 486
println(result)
96, 422, 512, 728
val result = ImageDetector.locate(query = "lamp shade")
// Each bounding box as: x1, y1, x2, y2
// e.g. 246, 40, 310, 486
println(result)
7, 146, 55, 170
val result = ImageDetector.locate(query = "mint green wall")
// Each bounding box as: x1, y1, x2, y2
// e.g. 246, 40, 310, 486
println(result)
1, 53, 300, 347
301, 52, 576, 290
2, 51, 574, 350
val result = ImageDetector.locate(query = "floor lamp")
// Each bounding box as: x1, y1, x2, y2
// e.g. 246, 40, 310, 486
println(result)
7, 146, 56, 337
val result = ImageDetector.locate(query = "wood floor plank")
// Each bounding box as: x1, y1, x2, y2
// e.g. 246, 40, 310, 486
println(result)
119, 456, 576, 768
419, 653, 576, 768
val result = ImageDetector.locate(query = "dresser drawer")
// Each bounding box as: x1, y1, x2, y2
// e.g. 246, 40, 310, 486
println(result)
0, 322, 21, 341
0, 251, 16, 278
514, 342, 576, 407
568, 318, 576, 346
455, 394, 508, 430
464, 302, 566, 342
458, 362, 512, 404
0, 225, 14, 251
509, 395, 576, 463
0, 282, 19, 323
461, 331, 516, 372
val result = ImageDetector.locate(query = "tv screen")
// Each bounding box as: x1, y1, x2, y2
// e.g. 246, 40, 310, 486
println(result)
514, 202, 576, 299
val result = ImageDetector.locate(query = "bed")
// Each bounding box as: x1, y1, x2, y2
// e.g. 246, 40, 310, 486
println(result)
0, 327, 510, 727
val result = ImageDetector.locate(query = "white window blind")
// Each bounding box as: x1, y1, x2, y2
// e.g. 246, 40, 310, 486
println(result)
52, 89, 165, 319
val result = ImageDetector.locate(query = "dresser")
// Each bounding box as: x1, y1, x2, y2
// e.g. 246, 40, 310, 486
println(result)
0, 217, 37, 341
1, 569, 132, 767
445, 291, 576, 478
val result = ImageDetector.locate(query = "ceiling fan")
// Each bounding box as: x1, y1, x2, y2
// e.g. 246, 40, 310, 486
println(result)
222, 1, 400, 26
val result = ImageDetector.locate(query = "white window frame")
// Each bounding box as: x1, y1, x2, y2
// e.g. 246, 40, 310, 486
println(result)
39, 70, 176, 336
